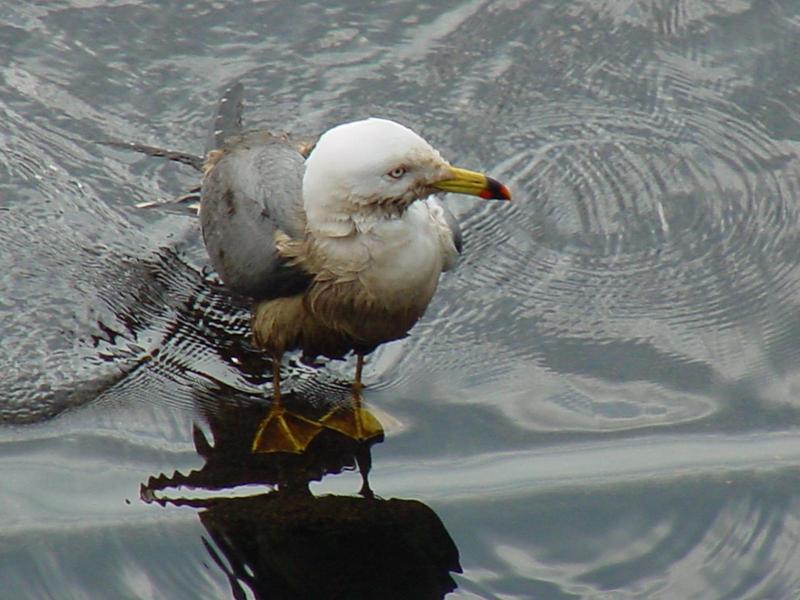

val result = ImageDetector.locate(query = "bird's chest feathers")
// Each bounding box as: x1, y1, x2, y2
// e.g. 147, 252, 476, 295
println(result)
356, 209, 444, 305
313, 207, 445, 313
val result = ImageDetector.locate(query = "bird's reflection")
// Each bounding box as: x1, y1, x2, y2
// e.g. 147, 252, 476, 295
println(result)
141, 388, 461, 600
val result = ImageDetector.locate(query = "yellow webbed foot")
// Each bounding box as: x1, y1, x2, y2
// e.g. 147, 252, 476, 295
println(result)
319, 402, 384, 442
251, 407, 324, 454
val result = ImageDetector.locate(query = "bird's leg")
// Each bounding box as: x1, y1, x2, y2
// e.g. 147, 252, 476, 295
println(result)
320, 353, 383, 442
251, 352, 323, 454
272, 355, 283, 404
349, 353, 382, 440
355, 441, 375, 499
352, 353, 365, 396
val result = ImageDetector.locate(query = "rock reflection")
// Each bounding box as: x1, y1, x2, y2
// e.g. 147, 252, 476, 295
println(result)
141, 391, 461, 600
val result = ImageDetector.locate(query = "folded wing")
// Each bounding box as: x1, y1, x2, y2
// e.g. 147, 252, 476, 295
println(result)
200, 132, 312, 300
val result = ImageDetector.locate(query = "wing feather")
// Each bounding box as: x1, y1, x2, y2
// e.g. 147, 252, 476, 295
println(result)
200, 132, 312, 300
440, 204, 464, 254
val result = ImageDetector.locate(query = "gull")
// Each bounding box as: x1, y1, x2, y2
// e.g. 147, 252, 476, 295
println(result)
199, 117, 510, 452
105, 96, 511, 452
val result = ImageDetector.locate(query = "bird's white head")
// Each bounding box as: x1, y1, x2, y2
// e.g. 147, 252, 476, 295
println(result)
302, 117, 511, 236
303, 118, 447, 226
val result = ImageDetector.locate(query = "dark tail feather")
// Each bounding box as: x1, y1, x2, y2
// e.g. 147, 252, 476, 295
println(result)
99, 83, 246, 212
134, 186, 201, 213
206, 82, 244, 153
99, 139, 204, 172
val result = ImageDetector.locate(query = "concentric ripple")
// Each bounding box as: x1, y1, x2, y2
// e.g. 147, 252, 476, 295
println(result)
373, 9, 800, 432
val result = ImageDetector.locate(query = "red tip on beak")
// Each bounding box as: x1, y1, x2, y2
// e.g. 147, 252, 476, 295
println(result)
479, 176, 512, 200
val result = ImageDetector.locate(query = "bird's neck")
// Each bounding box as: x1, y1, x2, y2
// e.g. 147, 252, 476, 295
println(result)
306, 199, 413, 239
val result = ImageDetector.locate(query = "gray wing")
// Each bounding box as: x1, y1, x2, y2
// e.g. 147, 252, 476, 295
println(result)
200, 132, 312, 300
440, 204, 463, 254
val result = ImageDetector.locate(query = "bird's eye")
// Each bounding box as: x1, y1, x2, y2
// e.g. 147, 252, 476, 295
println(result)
387, 167, 406, 179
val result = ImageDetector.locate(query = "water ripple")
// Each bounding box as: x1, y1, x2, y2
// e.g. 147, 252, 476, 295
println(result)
375, 26, 800, 432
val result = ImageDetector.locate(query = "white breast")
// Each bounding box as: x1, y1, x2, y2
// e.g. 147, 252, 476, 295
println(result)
314, 199, 458, 313
362, 203, 443, 302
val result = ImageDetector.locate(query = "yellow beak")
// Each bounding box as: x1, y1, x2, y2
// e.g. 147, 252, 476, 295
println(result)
432, 166, 511, 200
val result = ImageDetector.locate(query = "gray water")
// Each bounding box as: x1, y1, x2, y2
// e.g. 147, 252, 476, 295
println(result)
3, 1, 800, 598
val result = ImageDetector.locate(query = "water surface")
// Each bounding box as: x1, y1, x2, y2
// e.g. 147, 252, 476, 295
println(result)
2, 1, 800, 598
